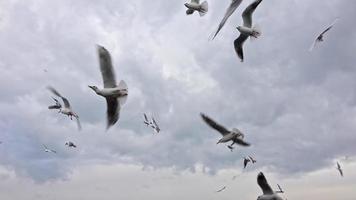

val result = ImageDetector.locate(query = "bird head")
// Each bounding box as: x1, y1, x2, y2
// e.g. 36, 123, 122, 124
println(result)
88, 85, 99, 92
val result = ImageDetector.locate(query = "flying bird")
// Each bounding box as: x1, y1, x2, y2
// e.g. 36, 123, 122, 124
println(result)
211, 0, 243, 39
276, 184, 284, 193
234, 0, 263, 62
151, 117, 161, 133
309, 18, 339, 51
257, 172, 283, 200
143, 113, 151, 126
89, 45, 128, 130
243, 157, 251, 169
47, 86, 81, 130
184, 0, 208, 17
336, 162, 343, 177
249, 155, 257, 163
216, 186, 227, 193
65, 141, 77, 148
200, 113, 250, 148
48, 97, 62, 111
43, 144, 57, 154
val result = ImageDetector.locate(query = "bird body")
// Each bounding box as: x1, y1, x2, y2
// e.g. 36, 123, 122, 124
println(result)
200, 113, 250, 148
43, 144, 56, 154
309, 18, 339, 51
234, 0, 263, 62
47, 86, 81, 130
257, 172, 283, 200
89, 45, 128, 129
65, 141, 77, 148
184, 0, 208, 16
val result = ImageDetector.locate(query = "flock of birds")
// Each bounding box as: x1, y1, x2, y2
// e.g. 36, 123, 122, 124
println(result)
0, 0, 348, 199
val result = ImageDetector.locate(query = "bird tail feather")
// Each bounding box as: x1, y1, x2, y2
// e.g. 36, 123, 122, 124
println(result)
198, 1, 208, 17
250, 24, 262, 41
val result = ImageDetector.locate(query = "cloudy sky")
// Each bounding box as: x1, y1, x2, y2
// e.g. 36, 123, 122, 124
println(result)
0, 0, 356, 199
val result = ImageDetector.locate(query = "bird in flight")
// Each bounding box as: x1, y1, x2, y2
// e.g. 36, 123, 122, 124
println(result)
234, 0, 263, 62
200, 113, 250, 149
89, 45, 128, 130
184, 0, 208, 17
336, 162, 343, 177
257, 172, 283, 200
309, 18, 339, 51
47, 86, 81, 131
43, 144, 57, 154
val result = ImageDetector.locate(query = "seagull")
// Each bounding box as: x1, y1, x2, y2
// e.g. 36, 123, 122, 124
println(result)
249, 155, 257, 163
309, 18, 339, 51
151, 117, 161, 133
184, 0, 208, 17
65, 141, 77, 148
211, 0, 243, 39
47, 86, 81, 130
243, 157, 251, 169
216, 186, 227, 193
48, 97, 62, 111
275, 184, 284, 193
234, 0, 263, 62
143, 113, 151, 126
257, 172, 283, 200
200, 113, 250, 148
43, 144, 56, 154
89, 45, 128, 130
336, 162, 343, 177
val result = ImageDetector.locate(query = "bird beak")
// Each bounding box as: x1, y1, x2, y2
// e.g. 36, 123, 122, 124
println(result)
88, 85, 94, 90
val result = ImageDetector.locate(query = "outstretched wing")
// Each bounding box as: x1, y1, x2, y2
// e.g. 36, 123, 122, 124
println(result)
320, 18, 339, 36
47, 86, 71, 108
242, 0, 263, 27
233, 138, 250, 146
234, 34, 249, 62
97, 45, 117, 88
75, 116, 82, 131
257, 172, 274, 195
200, 113, 230, 136
212, 0, 243, 39
106, 97, 120, 129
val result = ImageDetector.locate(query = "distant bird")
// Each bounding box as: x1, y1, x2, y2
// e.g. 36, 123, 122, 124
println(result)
43, 144, 56, 154
309, 18, 339, 51
65, 141, 77, 148
48, 97, 62, 111
249, 155, 257, 163
89, 45, 128, 130
336, 162, 343, 177
234, 0, 263, 62
212, 0, 243, 39
151, 117, 161, 133
257, 172, 283, 200
276, 184, 284, 193
243, 157, 251, 169
184, 0, 208, 17
143, 113, 150, 126
216, 186, 227, 193
200, 113, 250, 148
47, 86, 81, 130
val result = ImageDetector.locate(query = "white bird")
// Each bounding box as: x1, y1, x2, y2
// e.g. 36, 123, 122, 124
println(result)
234, 0, 263, 62
47, 86, 81, 131
309, 18, 339, 51
200, 113, 250, 148
216, 186, 227, 193
211, 0, 243, 40
257, 172, 283, 200
151, 117, 161, 133
65, 141, 77, 148
89, 45, 128, 130
43, 144, 57, 154
336, 162, 343, 177
184, 0, 208, 17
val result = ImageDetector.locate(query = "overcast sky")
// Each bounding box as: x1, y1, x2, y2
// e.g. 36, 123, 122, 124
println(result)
0, 0, 356, 199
